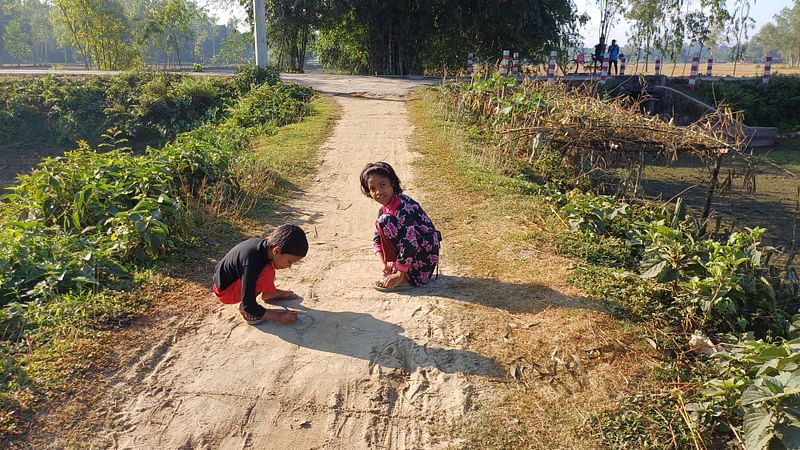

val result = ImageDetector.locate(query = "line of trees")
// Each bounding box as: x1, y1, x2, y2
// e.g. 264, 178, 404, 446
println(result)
752, 2, 800, 67
2, 0, 585, 75
239, 0, 583, 75
598, 0, 800, 74
591, 0, 753, 75
0, 0, 254, 69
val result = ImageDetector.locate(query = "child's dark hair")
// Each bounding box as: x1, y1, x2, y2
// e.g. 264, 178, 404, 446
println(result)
359, 162, 403, 197
266, 224, 308, 257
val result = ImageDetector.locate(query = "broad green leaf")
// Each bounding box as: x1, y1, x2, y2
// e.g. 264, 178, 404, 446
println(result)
753, 346, 792, 363
640, 260, 667, 280
744, 407, 775, 450
743, 385, 775, 406
764, 376, 786, 395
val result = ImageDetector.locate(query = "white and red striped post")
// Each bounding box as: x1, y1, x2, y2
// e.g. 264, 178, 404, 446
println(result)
501, 50, 510, 77
619, 54, 626, 75
706, 58, 713, 77
512, 52, 520, 78
655, 58, 662, 76
466, 52, 474, 77
763, 56, 773, 85
547, 51, 557, 83
600, 52, 609, 83
689, 55, 699, 89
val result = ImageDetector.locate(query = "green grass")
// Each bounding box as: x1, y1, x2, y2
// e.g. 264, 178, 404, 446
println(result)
760, 139, 800, 173
252, 95, 340, 182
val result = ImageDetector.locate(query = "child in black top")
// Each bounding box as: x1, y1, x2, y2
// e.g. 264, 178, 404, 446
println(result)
212, 224, 308, 324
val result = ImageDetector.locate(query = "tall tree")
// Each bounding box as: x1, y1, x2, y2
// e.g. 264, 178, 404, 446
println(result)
4, 16, 31, 64
312, 0, 578, 75
51, 0, 140, 69
142, 0, 194, 68
265, 0, 320, 72
726, 0, 754, 75
597, 0, 625, 42
626, 0, 663, 71
752, 4, 800, 66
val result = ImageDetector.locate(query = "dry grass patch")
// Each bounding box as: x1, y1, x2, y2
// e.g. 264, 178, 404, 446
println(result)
408, 89, 659, 449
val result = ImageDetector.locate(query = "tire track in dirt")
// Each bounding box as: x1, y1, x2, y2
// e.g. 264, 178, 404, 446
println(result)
93, 75, 503, 450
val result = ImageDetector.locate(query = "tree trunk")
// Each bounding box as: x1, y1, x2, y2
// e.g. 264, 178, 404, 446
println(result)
700, 152, 724, 236
682, 50, 689, 77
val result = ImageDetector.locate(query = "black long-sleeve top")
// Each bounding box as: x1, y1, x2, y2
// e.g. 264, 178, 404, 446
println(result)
213, 238, 271, 317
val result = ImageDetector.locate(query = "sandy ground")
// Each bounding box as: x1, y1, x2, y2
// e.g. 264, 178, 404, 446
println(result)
90, 75, 504, 449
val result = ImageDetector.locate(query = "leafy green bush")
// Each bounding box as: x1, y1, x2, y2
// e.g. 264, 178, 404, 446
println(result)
0, 71, 253, 149
556, 232, 635, 268
0, 81, 313, 306
233, 64, 281, 95
228, 83, 313, 130
572, 265, 671, 322
689, 336, 800, 450
693, 76, 800, 132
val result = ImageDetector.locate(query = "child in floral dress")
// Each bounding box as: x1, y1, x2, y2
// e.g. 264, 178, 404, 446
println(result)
359, 162, 440, 290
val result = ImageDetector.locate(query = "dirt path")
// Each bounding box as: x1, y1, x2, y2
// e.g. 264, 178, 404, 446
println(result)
94, 75, 501, 449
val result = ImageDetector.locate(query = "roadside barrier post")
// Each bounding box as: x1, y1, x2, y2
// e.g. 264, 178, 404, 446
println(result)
501, 50, 510, 77
547, 51, 557, 83
620, 55, 626, 76
707, 58, 713, 77
689, 56, 699, 89
467, 52, 474, 78
763, 56, 773, 85
655, 58, 661, 76
512, 52, 520, 78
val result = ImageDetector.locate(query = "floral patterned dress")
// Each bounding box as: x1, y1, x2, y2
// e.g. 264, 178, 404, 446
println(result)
373, 193, 441, 286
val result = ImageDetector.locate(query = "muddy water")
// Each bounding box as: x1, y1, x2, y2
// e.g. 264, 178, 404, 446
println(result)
641, 142, 800, 248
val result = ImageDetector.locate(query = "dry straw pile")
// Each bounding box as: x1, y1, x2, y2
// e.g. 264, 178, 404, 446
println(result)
442, 78, 743, 173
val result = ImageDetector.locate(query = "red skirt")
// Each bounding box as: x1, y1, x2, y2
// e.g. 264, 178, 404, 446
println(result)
212, 264, 276, 304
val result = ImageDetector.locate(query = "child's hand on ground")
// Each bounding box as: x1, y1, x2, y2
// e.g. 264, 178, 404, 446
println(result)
383, 261, 396, 276
264, 309, 298, 324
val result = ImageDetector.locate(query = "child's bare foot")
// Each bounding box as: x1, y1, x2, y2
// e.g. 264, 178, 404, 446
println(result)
263, 289, 298, 303
239, 303, 264, 325
375, 272, 411, 290
264, 309, 298, 324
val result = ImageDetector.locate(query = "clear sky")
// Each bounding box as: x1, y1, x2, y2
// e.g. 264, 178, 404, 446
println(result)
575, 0, 792, 47
205, 0, 792, 42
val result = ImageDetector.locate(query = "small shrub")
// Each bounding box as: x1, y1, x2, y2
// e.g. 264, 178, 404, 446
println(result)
234, 64, 281, 94
572, 265, 671, 322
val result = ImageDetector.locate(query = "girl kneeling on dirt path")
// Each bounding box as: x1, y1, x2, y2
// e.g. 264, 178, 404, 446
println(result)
360, 162, 441, 291
212, 224, 308, 325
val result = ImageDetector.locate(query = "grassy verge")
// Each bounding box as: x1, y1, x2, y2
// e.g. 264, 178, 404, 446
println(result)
412, 78, 800, 449
1, 94, 340, 445
407, 89, 654, 449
